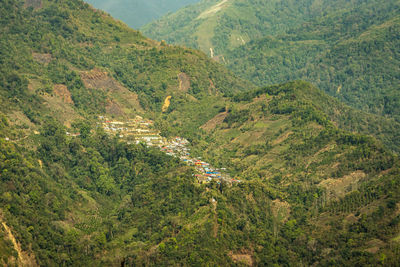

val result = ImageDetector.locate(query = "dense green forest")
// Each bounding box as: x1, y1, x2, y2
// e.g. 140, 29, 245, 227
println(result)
0, 0, 400, 266
142, 0, 400, 120
2, 81, 400, 265
225, 7, 400, 120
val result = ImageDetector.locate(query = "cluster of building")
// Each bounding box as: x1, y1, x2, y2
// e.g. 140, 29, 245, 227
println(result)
66, 132, 80, 137
98, 115, 165, 146
98, 116, 241, 184
160, 137, 241, 184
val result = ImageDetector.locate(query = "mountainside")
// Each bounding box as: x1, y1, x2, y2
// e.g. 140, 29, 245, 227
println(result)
84, 0, 201, 29
0, 0, 400, 266
0, 0, 251, 127
142, 0, 400, 120
225, 7, 400, 120
183, 81, 400, 265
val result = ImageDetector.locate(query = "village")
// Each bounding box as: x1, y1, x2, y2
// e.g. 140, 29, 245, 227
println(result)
97, 115, 241, 184
98, 115, 164, 146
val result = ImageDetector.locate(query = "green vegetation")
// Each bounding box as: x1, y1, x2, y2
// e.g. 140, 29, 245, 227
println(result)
185, 81, 400, 265
226, 7, 400, 120
143, 0, 400, 121
0, 0, 399, 266
0, 115, 204, 265
0, 0, 250, 122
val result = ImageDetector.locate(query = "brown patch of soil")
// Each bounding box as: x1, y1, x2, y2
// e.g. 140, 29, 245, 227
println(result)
271, 199, 291, 222
80, 68, 143, 115
53, 84, 74, 104
364, 239, 385, 254
229, 251, 254, 266
319, 171, 366, 200
200, 111, 228, 131
32, 52, 51, 64
344, 214, 358, 224
81, 68, 114, 89
106, 99, 125, 117
272, 131, 293, 146
208, 79, 218, 95
24, 0, 42, 9
178, 73, 190, 92
0, 212, 38, 266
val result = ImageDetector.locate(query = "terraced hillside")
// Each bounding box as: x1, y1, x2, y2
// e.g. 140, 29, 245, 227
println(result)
183, 81, 400, 265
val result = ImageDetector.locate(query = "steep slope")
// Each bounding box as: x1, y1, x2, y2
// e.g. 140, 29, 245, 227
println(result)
0, 0, 400, 266
141, 0, 323, 54
0, 0, 249, 264
0, 0, 251, 126
226, 9, 400, 120
132, 81, 400, 266
1, 80, 400, 265
143, 0, 397, 56
142, 0, 400, 120
181, 81, 400, 265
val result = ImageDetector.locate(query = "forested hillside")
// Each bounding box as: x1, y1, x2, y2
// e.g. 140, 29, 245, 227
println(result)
226, 6, 400, 120
142, 0, 400, 120
0, 0, 400, 266
0, 0, 250, 125
84, 0, 200, 28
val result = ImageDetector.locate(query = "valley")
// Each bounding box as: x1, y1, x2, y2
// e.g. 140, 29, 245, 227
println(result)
0, 0, 399, 266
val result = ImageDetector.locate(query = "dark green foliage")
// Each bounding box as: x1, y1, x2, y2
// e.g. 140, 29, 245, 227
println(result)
224, 1, 400, 121
0, 0, 399, 266
0, 116, 202, 265
233, 81, 400, 153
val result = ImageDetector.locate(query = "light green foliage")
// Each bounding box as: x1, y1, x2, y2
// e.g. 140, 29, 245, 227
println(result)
143, 0, 400, 121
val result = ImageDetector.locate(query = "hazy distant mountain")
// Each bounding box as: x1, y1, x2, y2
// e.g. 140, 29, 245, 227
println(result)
84, 0, 200, 28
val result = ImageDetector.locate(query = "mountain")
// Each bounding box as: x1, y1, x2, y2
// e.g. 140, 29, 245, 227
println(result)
84, 0, 201, 29
0, 0, 251, 126
1, 0, 400, 266
142, 0, 400, 120
181, 81, 400, 266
